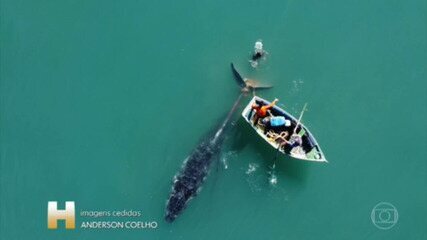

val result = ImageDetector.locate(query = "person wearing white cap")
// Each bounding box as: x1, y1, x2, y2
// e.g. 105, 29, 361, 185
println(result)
250, 40, 266, 68
252, 41, 264, 60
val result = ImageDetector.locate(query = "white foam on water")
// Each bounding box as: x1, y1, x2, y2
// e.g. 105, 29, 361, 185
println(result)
269, 174, 278, 185
222, 160, 228, 169
246, 163, 258, 174
221, 151, 237, 170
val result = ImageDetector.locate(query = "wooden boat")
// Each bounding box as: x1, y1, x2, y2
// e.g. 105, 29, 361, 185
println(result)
241, 96, 327, 162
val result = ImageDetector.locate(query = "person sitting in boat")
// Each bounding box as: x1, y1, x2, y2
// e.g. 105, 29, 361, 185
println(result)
262, 116, 292, 134
283, 134, 303, 154
251, 98, 279, 126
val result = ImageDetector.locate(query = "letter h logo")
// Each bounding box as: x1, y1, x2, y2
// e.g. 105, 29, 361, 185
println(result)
47, 201, 75, 229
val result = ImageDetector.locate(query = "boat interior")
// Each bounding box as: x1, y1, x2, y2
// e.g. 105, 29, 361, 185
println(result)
247, 99, 323, 161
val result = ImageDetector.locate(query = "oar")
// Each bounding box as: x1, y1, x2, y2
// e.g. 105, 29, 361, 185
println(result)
293, 103, 308, 135
269, 133, 286, 184
272, 143, 281, 168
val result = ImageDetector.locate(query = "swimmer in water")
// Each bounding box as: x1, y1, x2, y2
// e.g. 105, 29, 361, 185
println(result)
250, 40, 266, 68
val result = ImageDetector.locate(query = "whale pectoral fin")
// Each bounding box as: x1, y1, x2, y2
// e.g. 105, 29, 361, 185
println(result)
230, 63, 246, 88
246, 79, 273, 90
253, 84, 273, 90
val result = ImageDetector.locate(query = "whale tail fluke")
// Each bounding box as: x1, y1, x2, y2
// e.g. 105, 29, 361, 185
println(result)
230, 63, 246, 88
230, 63, 273, 90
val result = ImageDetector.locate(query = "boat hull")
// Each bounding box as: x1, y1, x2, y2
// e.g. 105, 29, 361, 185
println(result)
241, 96, 327, 162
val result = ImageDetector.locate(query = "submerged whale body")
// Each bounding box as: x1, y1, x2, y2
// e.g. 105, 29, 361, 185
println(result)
164, 126, 225, 222
165, 92, 243, 222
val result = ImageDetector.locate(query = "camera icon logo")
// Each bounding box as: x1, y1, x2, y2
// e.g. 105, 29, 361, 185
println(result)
371, 202, 398, 230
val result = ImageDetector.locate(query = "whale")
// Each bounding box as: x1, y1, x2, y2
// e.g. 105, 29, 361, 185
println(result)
165, 63, 271, 222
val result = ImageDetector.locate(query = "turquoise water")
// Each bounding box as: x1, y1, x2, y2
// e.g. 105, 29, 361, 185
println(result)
1, 0, 426, 239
